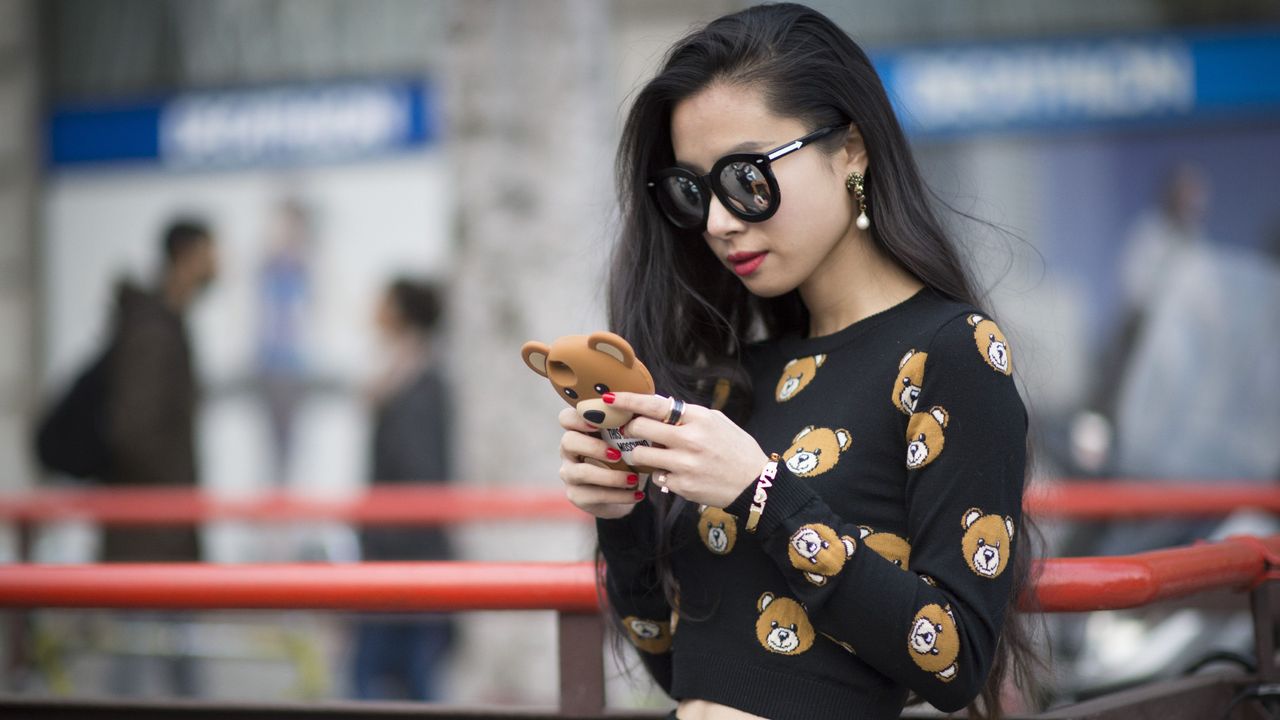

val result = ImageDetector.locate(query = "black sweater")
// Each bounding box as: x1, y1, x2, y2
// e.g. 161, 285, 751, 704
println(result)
598, 289, 1027, 720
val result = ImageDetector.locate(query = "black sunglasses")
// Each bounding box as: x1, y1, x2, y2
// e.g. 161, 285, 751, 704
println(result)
648, 124, 847, 231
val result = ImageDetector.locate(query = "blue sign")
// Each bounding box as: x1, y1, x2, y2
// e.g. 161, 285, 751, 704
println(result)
871, 28, 1280, 136
48, 79, 434, 169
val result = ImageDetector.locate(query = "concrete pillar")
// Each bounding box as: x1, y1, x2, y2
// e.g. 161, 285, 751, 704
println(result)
0, 0, 38, 519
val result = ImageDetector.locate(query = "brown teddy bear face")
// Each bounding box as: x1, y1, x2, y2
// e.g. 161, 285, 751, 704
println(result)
521, 331, 654, 430
755, 593, 815, 656
858, 526, 911, 570
908, 603, 958, 681
621, 615, 672, 654
775, 354, 825, 402
782, 425, 852, 477
905, 406, 948, 469
962, 508, 1015, 579
787, 523, 856, 586
892, 349, 927, 415
968, 314, 1012, 375
698, 505, 737, 555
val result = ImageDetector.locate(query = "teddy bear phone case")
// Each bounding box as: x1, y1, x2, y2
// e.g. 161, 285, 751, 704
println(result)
522, 331, 658, 486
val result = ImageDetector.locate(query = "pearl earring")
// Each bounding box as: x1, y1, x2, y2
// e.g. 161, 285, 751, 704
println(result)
845, 171, 870, 230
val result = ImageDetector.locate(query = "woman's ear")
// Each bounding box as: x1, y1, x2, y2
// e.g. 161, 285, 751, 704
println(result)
840, 125, 868, 176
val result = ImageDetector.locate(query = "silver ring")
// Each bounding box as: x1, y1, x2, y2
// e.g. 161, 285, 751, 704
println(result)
664, 397, 686, 426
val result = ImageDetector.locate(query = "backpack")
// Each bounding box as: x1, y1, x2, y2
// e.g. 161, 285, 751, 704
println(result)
35, 346, 113, 478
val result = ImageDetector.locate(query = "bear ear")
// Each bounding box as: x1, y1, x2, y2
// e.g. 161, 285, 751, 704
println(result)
1005, 516, 1016, 538
841, 536, 856, 558
806, 572, 827, 586
792, 425, 815, 444
858, 525, 872, 539
698, 504, 709, 514
835, 429, 852, 451
967, 313, 984, 327
783, 358, 798, 369
962, 508, 983, 529
929, 406, 949, 427
814, 354, 826, 367
587, 331, 635, 367
898, 349, 916, 369
521, 341, 551, 377
758, 592, 775, 613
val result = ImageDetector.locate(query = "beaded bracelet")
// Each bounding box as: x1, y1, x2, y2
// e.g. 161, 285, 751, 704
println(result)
745, 453, 780, 533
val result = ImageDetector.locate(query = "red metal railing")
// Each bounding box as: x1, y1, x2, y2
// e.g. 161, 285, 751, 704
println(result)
0, 534, 1275, 614
0, 481, 1275, 525
0, 535, 1275, 719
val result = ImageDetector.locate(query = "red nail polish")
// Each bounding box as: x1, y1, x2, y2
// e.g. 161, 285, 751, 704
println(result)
606, 448, 622, 461
602, 392, 615, 404
626, 474, 638, 486
634, 491, 645, 501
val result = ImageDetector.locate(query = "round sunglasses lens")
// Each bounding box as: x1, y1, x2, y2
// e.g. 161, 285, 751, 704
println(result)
658, 175, 705, 228
719, 162, 772, 217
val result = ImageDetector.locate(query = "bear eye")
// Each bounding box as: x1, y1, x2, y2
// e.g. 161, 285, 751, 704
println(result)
563, 388, 579, 399
813, 448, 821, 456
977, 538, 986, 546
770, 620, 779, 629
594, 383, 610, 394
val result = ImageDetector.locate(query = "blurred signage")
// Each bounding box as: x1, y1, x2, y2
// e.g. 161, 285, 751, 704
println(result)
873, 28, 1280, 136
48, 80, 433, 169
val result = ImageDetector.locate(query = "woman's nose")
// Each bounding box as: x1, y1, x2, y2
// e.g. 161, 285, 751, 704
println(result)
705, 194, 746, 238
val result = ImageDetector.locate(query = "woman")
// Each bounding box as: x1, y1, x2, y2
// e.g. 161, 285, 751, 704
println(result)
556, 5, 1037, 719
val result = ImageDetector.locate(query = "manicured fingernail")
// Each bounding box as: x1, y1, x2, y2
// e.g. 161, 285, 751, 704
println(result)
606, 448, 622, 461
602, 392, 615, 404
633, 491, 645, 501
626, 474, 638, 486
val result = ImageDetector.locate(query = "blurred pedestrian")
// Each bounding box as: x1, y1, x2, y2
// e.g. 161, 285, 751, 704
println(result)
104, 217, 218, 698
255, 198, 314, 486
351, 278, 454, 701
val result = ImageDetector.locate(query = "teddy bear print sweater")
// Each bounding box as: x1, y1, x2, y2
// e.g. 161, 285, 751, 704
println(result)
597, 288, 1027, 720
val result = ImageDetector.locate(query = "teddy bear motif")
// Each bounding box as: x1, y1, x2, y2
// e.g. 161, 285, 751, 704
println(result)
522, 331, 656, 475
905, 406, 948, 469
787, 523, 856, 586
622, 615, 672, 654
783, 425, 852, 477
698, 505, 737, 555
967, 314, 1012, 376
858, 526, 911, 570
775, 354, 826, 402
755, 593, 815, 656
908, 603, 959, 682
892, 349, 927, 415
962, 507, 1015, 579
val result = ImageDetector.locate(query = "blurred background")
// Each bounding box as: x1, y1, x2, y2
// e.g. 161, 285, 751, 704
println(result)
0, 0, 1278, 712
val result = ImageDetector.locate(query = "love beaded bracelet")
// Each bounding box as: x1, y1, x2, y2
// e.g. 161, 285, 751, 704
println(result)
745, 453, 780, 533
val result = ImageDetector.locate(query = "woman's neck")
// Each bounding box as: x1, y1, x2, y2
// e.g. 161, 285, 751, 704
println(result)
799, 230, 923, 338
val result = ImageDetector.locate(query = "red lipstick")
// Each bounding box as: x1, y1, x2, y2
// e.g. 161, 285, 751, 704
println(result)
727, 251, 767, 277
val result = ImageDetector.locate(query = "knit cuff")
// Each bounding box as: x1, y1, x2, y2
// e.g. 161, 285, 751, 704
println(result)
596, 496, 655, 559
724, 463, 817, 538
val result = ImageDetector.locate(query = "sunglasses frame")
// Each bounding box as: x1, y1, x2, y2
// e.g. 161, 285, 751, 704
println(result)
648, 124, 847, 231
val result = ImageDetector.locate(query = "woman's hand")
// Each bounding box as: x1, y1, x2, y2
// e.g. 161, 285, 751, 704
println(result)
607, 392, 769, 509
558, 407, 645, 519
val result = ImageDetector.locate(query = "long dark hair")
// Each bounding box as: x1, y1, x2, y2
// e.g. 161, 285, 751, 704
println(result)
606, 4, 1042, 718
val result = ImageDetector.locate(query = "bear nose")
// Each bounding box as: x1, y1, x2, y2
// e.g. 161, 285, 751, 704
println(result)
583, 409, 606, 424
